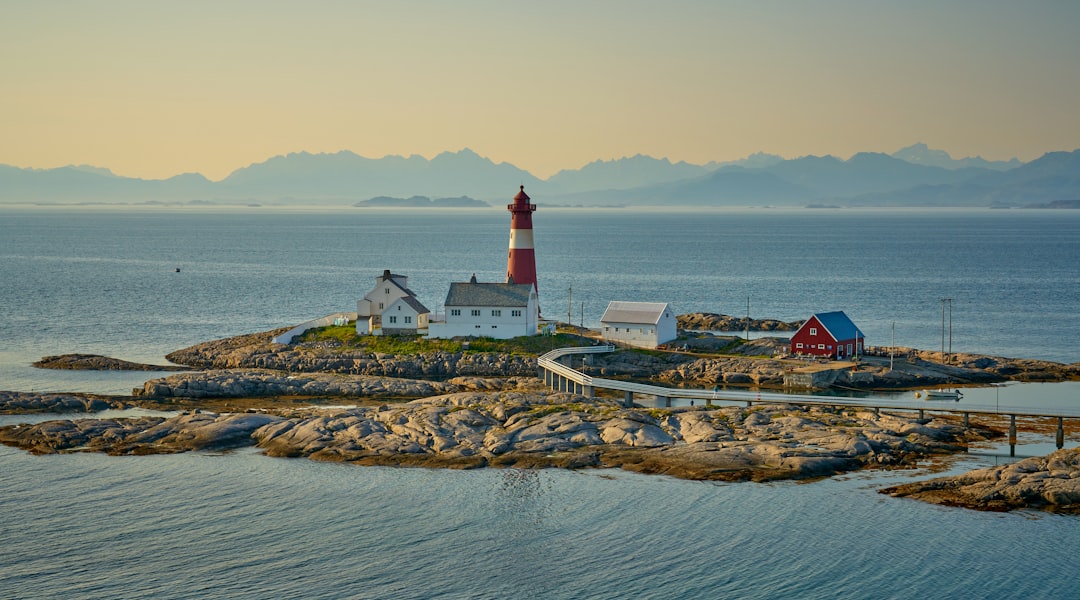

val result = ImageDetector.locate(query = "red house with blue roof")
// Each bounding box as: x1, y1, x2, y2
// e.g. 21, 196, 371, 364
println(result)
790, 311, 865, 359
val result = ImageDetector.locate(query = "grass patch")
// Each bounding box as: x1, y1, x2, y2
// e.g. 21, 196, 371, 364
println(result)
294, 325, 594, 357
527, 402, 610, 418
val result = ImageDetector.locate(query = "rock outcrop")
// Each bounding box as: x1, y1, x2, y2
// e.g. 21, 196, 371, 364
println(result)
165, 331, 537, 378
0, 391, 116, 413
881, 447, 1080, 513
0, 411, 282, 455
678, 313, 801, 332
5, 392, 990, 482
133, 369, 460, 399
32, 354, 188, 371
656, 356, 790, 386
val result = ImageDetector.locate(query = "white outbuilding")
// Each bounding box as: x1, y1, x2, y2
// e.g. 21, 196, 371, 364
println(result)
600, 301, 677, 349
380, 296, 430, 336
356, 269, 422, 335
427, 274, 539, 339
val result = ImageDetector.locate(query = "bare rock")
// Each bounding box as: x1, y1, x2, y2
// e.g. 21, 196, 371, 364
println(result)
881, 447, 1080, 512
0, 391, 115, 414
33, 354, 188, 371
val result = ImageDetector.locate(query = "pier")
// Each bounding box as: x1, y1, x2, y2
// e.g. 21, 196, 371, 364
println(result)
538, 345, 1078, 454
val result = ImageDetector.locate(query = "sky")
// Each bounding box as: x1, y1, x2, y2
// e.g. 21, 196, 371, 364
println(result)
2, 0, 1079, 181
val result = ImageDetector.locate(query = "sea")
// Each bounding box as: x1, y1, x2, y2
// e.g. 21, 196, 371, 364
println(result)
1, 205, 1079, 599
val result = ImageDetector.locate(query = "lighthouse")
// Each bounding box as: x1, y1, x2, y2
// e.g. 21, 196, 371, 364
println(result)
506, 185, 539, 299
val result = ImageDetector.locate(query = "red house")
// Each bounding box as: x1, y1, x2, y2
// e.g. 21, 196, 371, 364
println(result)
790, 311, 865, 359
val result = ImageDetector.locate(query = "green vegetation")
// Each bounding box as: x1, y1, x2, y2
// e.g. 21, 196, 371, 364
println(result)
294, 324, 594, 357
527, 402, 614, 418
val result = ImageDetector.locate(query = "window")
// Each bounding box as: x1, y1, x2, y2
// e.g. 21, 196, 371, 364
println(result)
796, 343, 803, 349
817, 344, 825, 349
471, 309, 480, 317
492, 310, 501, 317
492, 325, 497, 329
512, 310, 521, 317
809, 328, 817, 336
378, 303, 384, 310
475, 325, 481, 329
405, 316, 412, 324
385, 288, 390, 294
388, 316, 397, 324
451, 309, 460, 316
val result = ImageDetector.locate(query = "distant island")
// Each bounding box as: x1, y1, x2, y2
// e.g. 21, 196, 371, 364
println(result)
353, 195, 489, 208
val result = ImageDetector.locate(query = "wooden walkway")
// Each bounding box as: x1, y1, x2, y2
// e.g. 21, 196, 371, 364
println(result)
538, 345, 1078, 450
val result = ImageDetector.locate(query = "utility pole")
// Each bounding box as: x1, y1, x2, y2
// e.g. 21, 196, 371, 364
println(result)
890, 320, 895, 372
940, 297, 953, 362
948, 299, 953, 356
745, 296, 750, 341
567, 286, 572, 328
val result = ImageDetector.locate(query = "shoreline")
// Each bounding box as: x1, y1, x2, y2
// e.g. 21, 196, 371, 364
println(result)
5, 322, 1080, 513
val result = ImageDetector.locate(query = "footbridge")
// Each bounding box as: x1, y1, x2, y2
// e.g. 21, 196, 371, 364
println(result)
538, 345, 1079, 451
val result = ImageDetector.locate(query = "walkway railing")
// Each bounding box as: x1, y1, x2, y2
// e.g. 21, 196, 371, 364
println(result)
537, 345, 1077, 451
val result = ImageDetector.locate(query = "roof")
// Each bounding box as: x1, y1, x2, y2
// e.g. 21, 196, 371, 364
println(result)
600, 301, 672, 325
387, 295, 429, 314
444, 281, 534, 308
808, 311, 865, 341
372, 269, 415, 296
513, 185, 530, 202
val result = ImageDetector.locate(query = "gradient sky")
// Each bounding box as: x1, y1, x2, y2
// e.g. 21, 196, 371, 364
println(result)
3, 1, 1079, 181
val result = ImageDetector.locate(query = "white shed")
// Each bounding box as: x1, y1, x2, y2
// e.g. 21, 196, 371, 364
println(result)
600, 301, 677, 349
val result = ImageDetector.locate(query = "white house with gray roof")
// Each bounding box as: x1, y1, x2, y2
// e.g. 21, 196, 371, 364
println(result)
380, 295, 430, 336
357, 269, 423, 335
599, 301, 677, 349
426, 274, 538, 339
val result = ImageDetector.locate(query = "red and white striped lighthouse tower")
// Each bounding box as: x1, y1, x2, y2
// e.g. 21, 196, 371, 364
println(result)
506, 185, 539, 298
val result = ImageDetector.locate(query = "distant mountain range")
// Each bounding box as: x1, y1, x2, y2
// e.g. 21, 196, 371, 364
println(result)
2, 144, 1078, 208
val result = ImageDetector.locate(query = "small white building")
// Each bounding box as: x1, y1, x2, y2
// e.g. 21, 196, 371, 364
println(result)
380, 296, 429, 336
357, 269, 421, 335
427, 274, 538, 339
600, 301, 677, 349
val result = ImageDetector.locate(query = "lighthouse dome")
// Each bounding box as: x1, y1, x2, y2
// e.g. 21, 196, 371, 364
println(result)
513, 185, 530, 202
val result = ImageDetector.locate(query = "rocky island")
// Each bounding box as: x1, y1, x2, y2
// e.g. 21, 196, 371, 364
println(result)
4, 316, 1079, 512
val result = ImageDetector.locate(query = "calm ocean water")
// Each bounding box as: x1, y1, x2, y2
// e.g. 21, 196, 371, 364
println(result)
1, 206, 1079, 598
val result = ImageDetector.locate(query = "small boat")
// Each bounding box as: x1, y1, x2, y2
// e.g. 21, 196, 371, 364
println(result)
916, 389, 963, 401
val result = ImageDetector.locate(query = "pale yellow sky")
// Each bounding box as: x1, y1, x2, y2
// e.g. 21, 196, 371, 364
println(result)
2, 1, 1079, 180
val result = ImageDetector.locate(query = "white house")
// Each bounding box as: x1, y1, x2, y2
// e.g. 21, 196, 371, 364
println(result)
380, 296, 430, 336
357, 269, 421, 335
427, 274, 539, 339
599, 301, 677, 349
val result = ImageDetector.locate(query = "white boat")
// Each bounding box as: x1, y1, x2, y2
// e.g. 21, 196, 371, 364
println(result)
915, 389, 963, 401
